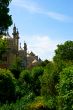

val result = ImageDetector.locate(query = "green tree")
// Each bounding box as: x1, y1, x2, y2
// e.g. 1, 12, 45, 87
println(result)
38, 60, 50, 67
0, 38, 7, 61
41, 62, 55, 97
31, 66, 44, 96
0, 0, 12, 35
19, 70, 32, 96
10, 57, 23, 79
0, 68, 15, 103
56, 66, 73, 110
53, 41, 73, 62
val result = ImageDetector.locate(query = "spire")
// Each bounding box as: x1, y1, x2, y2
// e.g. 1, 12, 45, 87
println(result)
24, 41, 27, 50
12, 23, 16, 35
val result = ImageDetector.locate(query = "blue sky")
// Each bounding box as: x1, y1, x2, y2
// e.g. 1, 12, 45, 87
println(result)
9, 0, 73, 60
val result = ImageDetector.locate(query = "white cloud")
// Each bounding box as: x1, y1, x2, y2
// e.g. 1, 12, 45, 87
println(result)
46, 12, 72, 22
20, 35, 59, 60
11, 0, 73, 22
11, 0, 42, 13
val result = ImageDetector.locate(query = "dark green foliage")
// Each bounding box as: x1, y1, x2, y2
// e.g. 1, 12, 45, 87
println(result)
10, 57, 23, 79
27, 96, 55, 110
38, 60, 50, 67
56, 66, 73, 110
0, 0, 12, 34
0, 38, 7, 60
31, 66, 44, 79
41, 62, 56, 97
31, 66, 44, 96
53, 41, 73, 62
19, 70, 31, 84
1, 40, 73, 109
0, 68, 15, 103
0, 93, 35, 110
18, 70, 32, 96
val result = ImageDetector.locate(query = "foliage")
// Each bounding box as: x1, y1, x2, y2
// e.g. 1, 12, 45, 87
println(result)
27, 96, 55, 110
31, 66, 44, 79
0, 93, 35, 110
53, 41, 73, 62
10, 57, 23, 79
18, 70, 32, 96
41, 62, 56, 97
0, 0, 12, 34
0, 38, 7, 60
38, 60, 50, 67
0, 68, 15, 103
56, 66, 73, 110
31, 66, 44, 96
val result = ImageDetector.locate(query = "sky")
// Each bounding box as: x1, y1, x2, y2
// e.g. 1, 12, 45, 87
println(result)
9, 0, 73, 60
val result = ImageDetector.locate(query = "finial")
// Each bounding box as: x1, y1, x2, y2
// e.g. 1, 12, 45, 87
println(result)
24, 41, 27, 50
13, 23, 16, 34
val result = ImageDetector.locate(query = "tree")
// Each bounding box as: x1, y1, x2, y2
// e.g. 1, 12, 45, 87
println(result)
19, 70, 32, 96
41, 62, 56, 97
31, 66, 44, 96
0, 38, 7, 61
0, 0, 12, 35
53, 41, 73, 62
0, 68, 15, 103
56, 66, 73, 110
10, 57, 23, 79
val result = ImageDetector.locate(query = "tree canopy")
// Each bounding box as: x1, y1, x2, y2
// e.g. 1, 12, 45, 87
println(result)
0, 38, 7, 60
0, 0, 12, 35
53, 41, 73, 62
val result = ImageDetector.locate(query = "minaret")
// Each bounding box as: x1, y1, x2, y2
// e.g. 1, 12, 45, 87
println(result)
12, 24, 19, 51
24, 41, 27, 67
12, 24, 16, 35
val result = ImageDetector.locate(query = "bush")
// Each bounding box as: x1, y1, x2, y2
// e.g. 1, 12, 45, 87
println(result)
31, 67, 44, 96
9, 57, 23, 79
19, 70, 32, 96
31, 66, 44, 79
27, 96, 55, 110
56, 66, 73, 110
0, 68, 15, 103
41, 62, 56, 97
0, 93, 35, 110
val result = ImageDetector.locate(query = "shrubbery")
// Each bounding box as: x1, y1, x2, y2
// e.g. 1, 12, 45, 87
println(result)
56, 66, 73, 110
31, 66, 44, 96
18, 70, 32, 96
0, 68, 16, 103
1, 40, 73, 110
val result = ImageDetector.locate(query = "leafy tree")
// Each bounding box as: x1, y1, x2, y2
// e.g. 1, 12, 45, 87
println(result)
53, 41, 73, 62
18, 70, 32, 96
0, 38, 7, 61
38, 60, 50, 67
56, 66, 73, 110
0, 68, 15, 103
0, 0, 12, 35
10, 57, 23, 79
41, 62, 56, 97
31, 66, 44, 96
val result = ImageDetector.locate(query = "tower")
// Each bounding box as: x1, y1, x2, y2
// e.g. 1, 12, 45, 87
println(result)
24, 41, 27, 67
12, 24, 19, 51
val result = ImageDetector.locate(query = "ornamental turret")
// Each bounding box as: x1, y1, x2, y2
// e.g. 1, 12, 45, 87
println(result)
12, 24, 19, 51
24, 41, 27, 67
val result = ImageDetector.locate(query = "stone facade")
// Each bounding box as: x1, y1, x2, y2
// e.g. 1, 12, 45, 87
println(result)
1, 25, 41, 68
